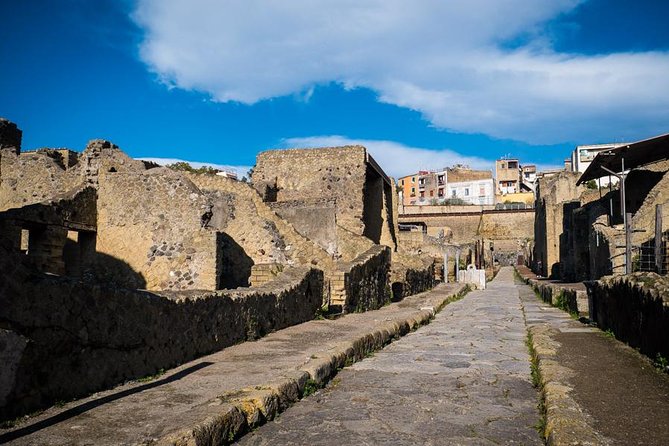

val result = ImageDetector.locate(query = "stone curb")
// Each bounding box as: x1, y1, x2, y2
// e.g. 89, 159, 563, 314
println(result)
528, 324, 608, 446
156, 285, 468, 445
515, 267, 589, 317
517, 266, 610, 445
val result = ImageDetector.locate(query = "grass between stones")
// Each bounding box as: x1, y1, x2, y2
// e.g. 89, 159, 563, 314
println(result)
525, 330, 547, 437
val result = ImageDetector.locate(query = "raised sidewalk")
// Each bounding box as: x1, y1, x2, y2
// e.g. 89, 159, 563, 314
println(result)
1, 283, 466, 445
516, 267, 669, 445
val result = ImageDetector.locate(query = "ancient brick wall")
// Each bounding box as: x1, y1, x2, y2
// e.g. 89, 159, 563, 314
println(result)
0, 242, 323, 420
587, 273, 669, 361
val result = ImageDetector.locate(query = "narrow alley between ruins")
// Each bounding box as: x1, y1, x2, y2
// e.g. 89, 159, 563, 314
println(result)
239, 267, 543, 446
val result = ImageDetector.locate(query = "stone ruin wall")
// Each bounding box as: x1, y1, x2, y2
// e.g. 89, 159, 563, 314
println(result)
478, 211, 534, 240
537, 161, 669, 281
533, 171, 585, 278
96, 168, 220, 290
0, 138, 151, 213
252, 146, 398, 256
0, 147, 82, 212
390, 250, 435, 300
268, 199, 338, 255
186, 173, 336, 275
0, 187, 97, 276
0, 238, 323, 420
253, 147, 368, 237
587, 273, 669, 361
0, 118, 22, 152
0, 119, 437, 420
398, 207, 534, 270
330, 245, 391, 312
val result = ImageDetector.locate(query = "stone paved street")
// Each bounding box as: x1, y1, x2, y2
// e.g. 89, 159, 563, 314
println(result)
239, 267, 542, 445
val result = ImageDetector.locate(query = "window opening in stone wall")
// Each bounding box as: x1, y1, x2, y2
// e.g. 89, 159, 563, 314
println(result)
108, 167, 117, 172
20, 228, 29, 254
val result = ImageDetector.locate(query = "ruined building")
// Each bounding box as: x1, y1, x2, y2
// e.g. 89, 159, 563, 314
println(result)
0, 118, 433, 420
533, 133, 669, 281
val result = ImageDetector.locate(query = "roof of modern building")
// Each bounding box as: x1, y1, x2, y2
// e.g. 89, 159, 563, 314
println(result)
577, 132, 669, 184
447, 167, 492, 183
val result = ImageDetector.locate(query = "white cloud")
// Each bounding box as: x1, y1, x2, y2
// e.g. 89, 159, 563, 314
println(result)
132, 0, 669, 144
137, 157, 252, 178
281, 135, 561, 178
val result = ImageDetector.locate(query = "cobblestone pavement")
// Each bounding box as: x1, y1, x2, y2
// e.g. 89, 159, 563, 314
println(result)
239, 267, 542, 445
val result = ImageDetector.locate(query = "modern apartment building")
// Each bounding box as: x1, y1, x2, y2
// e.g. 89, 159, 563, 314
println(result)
495, 158, 520, 194
445, 166, 494, 205
398, 166, 493, 205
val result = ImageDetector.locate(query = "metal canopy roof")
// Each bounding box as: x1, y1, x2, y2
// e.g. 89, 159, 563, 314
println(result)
577, 132, 669, 184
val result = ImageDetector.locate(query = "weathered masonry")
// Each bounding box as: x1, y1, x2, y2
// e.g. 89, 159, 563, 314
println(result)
530, 132, 669, 365
0, 118, 435, 420
252, 146, 398, 257
398, 204, 535, 267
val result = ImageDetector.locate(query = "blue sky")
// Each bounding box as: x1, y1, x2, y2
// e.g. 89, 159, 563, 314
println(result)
1, 0, 668, 177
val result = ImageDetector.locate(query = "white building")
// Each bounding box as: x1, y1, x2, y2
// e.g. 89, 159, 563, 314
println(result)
447, 178, 495, 205
570, 143, 626, 186
216, 168, 238, 180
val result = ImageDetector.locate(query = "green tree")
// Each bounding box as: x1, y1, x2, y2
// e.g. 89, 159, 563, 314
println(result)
166, 162, 220, 175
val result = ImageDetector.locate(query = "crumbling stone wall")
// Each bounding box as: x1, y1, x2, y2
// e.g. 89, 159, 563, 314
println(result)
390, 251, 435, 300
269, 199, 338, 255
253, 147, 368, 235
187, 173, 335, 273
587, 273, 669, 361
330, 245, 391, 312
0, 148, 80, 211
0, 138, 150, 213
0, 118, 21, 152
252, 146, 397, 257
96, 168, 221, 290
551, 163, 669, 281
533, 171, 585, 277
0, 240, 323, 420
0, 187, 97, 276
